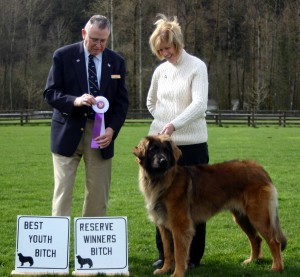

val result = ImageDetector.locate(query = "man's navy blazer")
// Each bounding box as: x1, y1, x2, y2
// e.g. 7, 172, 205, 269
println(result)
44, 41, 129, 159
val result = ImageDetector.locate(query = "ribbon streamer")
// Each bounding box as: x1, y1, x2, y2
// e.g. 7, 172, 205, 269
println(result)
91, 113, 104, 148
91, 96, 109, 149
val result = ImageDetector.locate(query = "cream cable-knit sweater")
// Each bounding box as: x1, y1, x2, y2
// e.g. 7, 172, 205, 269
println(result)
147, 49, 208, 145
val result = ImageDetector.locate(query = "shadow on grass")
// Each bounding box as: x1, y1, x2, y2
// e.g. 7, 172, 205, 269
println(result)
127, 256, 297, 277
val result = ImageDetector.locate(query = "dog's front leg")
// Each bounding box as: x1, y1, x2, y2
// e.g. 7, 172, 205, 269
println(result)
171, 222, 194, 277
154, 226, 173, 275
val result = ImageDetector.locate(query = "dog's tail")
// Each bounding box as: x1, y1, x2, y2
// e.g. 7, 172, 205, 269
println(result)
274, 211, 287, 251
270, 188, 287, 251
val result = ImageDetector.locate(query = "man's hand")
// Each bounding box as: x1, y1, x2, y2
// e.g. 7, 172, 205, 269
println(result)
74, 93, 97, 107
94, 127, 115, 148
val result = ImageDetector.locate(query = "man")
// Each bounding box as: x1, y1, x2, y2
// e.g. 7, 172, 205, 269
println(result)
44, 15, 129, 217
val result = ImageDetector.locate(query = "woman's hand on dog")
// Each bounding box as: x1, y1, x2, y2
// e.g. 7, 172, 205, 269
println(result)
160, 123, 175, 136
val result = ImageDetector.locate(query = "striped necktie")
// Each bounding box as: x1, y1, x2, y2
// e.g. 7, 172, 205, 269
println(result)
88, 55, 99, 96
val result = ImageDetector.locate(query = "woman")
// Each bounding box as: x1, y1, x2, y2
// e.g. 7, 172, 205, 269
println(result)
147, 14, 209, 269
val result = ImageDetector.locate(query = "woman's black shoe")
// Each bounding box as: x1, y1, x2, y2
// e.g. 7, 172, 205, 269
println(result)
152, 259, 164, 268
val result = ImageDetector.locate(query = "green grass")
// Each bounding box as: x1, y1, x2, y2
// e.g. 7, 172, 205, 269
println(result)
0, 125, 300, 276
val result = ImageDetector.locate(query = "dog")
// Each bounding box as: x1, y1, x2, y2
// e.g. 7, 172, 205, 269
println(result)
76, 255, 93, 268
133, 135, 287, 277
18, 253, 34, 266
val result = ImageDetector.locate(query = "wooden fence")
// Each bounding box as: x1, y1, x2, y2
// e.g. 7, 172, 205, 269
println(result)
0, 110, 300, 127
205, 110, 300, 127
0, 111, 53, 126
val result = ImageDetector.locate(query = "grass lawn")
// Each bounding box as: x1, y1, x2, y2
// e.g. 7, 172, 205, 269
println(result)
0, 124, 299, 276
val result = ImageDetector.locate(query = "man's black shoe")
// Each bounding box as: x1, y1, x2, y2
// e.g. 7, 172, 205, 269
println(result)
152, 259, 164, 268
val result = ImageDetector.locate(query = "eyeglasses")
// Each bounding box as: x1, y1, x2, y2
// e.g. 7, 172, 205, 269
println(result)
88, 35, 108, 45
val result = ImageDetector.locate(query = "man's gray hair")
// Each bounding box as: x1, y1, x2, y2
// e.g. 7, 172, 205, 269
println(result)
85, 15, 111, 32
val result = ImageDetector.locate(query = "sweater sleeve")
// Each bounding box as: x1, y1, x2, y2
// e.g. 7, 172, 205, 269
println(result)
171, 60, 208, 130
146, 69, 159, 117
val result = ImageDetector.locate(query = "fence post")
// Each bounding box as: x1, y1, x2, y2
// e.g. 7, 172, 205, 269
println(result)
279, 114, 282, 126
251, 110, 256, 127
218, 111, 222, 126
20, 111, 24, 126
247, 115, 250, 126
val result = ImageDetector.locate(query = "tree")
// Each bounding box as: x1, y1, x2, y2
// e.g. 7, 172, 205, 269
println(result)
0, 0, 299, 111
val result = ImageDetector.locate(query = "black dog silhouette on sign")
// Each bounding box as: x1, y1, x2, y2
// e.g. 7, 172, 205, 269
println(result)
76, 255, 93, 268
18, 253, 34, 266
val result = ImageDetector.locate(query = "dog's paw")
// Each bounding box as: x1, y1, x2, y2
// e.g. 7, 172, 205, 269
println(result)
154, 268, 163, 275
170, 271, 185, 277
270, 260, 284, 272
154, 267, 170, 275
242, 257, 253, 265
154, 268, 164, 275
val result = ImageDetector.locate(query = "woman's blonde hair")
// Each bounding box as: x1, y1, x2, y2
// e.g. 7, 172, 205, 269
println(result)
149, 14, 184, 60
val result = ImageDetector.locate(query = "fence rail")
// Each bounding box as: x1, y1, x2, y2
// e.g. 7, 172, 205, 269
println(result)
206, 111, 300, 127
0, 111, 53, 126
0, 110, 300, 127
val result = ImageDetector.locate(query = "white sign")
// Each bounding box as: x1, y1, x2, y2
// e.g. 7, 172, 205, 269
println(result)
12, 216, 70, 274
73, 217, 128, 275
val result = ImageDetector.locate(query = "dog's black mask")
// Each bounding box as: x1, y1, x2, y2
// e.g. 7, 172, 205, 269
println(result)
144, 138, 175, 177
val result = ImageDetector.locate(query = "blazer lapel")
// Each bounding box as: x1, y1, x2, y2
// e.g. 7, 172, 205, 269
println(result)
100, 49, 112, 95
73, 42, 88, 93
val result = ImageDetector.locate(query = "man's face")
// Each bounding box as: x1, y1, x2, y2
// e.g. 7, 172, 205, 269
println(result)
82, 25, 110, 55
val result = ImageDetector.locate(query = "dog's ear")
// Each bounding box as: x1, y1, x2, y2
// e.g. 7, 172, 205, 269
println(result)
132, 146, 142, 164
132, 146, 141, 157
170, 139, 182, 162
135, 156, 141, 164
133, 138, 148, 163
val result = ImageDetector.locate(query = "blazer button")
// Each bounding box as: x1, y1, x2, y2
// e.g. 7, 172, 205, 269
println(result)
81, 128, 84, 132
84, 113, 87, 117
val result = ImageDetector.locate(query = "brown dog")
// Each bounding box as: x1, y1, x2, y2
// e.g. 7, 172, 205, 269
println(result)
133, 135, 286, 277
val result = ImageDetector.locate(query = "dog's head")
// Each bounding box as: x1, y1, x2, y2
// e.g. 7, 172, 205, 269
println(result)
133, 135, 181, 177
